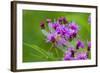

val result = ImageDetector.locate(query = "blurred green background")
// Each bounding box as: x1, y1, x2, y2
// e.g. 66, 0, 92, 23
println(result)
23, 10, 91, 62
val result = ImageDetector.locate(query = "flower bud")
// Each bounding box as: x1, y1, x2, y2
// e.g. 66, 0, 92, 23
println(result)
46, 18, 51, 23
40, 22, 45, 29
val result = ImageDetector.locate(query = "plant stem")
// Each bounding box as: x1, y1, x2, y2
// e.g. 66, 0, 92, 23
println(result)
49, 43, 54, 51
54, 47, 59, 58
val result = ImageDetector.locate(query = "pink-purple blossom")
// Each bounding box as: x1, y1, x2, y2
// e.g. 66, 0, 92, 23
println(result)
40, 17, 91, 61
47, 33, 56, 43
76, 52, 88, 60
76, 40, 84, 49
64, 51, 73, 60
68, 47, 75, 57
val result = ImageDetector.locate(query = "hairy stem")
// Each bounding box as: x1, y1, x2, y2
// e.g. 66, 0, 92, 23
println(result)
54, 47, 59, 58
49, 43, 54, 51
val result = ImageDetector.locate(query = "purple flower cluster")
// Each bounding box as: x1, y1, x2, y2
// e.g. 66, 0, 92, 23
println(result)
40, 17, 91, 61
64, 51, 88, 60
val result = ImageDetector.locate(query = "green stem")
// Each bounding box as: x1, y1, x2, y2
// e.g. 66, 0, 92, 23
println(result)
54, 47, 59, 57
24, 43, 48, 59
49, 43, 54, 51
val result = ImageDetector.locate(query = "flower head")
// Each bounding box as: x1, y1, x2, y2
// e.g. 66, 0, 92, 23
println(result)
68, 47, 75, 57
76, 52, 87, 60
64, 51, 73, 60
52, 23, 60, 30
67, 22, 79, 39
76, 40, 84, 49
56, 36, 66, 46
40, 22, 45, 29
56, 25, 71, 39
68, 47, 75, 51
47, 33, 56, 43
68, 29, 76, 39
68, 22, 78, 32
62, 17, 68, 24
58, 17, 63, 24
46, 18, 51, 23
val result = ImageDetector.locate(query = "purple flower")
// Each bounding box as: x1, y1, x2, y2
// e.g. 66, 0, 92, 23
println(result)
47, 32, 66, 46
56, 36, 66, 46
68, 47, 75, 51
62, 17, 68, 24
58, 17, 68, 24
88, 41, 91, 51
55, 24, 77, 41
68, 22, 79, 33
58, 17, 63, 24
52, 23, 60, 30
64, 51, 72, 60
76, 40, 84, 49
72, 31, 77, 38
67, 22, 79, 39
47, 33, 56, 43
68, 47, 75, 57
55, 25, 65, 35
48, 22, 60, 30
76, 52, 87, 60
64, 29, 72, 39
56, 25, 71, 38
60, 25, 69, 36
68, 29, 75, 39
40, 22, 45, 29
64, 47, 75, 61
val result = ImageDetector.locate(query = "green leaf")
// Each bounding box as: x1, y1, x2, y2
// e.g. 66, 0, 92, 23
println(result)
24, 43, 48, 58
24, 43, 56, 60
